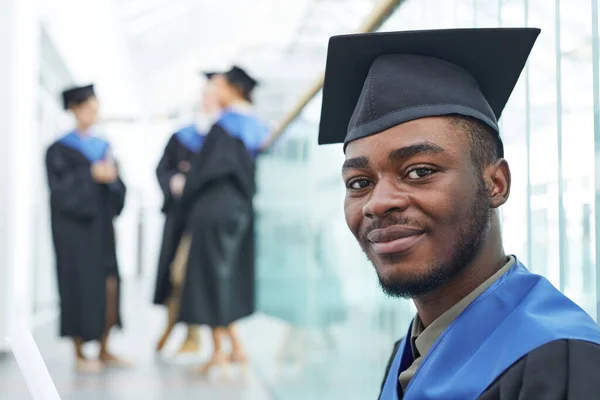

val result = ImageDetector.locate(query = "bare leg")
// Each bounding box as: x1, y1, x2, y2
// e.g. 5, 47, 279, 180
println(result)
227, 324, 247, 364
74, 337, 103, 373
156, 294, 178, 352
99, 276, 132, 368
74, 337, 85, 360
176, 324, 201, 354
197, 327, 229, 376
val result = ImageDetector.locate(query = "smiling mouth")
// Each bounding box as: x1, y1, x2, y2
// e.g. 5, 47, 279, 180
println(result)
367, 226, 425, 255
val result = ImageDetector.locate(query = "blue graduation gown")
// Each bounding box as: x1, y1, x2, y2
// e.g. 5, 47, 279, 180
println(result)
380, 259, 600, 399
46, 132, 126, 341
216, 109, 270, 159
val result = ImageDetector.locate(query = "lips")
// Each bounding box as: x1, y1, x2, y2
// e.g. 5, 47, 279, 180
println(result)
367, 226, 425, 255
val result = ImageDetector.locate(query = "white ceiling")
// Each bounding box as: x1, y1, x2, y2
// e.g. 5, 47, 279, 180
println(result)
113, 0, 382, 122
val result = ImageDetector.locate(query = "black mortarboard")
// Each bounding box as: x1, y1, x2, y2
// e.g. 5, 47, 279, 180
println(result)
225, 65, 259, 94
317, 28, 541, 151
199, 66, 258, 101
61, 84, 96, 110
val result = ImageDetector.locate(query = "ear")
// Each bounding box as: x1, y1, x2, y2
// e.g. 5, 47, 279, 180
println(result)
486, 159, 511, 208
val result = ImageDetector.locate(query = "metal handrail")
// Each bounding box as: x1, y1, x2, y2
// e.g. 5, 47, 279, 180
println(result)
260, 0, 404, 151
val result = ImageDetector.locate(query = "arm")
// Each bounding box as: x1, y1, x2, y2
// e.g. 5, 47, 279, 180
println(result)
106, 172, 126, 217
156, 136, 180, 201
45, 145, 99, 219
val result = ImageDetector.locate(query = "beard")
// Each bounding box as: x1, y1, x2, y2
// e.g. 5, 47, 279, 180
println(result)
367, 178, 492, 299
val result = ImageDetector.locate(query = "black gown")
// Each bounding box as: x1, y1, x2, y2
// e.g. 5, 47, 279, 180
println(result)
174, 123, 256, 327
381, 338, 600, 399
152, 133, 195, 305
45, 142, 126, 342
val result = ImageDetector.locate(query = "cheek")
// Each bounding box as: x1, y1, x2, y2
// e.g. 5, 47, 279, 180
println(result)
426, 180, 476, 228
343, 198, 363, 237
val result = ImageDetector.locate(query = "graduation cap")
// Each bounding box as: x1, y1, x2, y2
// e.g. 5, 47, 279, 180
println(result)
317, 28, 541, 152
61, 84, 96, 110
201, 65, 259, 101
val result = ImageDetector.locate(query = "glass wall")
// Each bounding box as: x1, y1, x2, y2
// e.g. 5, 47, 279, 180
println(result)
253, 0, 600, 398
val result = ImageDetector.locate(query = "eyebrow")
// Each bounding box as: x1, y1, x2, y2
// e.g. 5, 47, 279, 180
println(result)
388, 142, 446, 163
342, 156, 370, 173
342, 142, 446, 174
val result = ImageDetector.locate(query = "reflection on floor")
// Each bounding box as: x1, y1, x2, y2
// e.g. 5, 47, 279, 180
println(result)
0, 278, 409, 400
0, 280, 275, 400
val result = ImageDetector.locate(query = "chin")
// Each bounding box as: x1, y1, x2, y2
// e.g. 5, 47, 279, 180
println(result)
370, 253, 449, 299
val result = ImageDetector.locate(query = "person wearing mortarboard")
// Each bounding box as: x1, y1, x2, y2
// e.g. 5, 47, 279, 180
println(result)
170, 65, 270, 375
153, 76, 223, 357
317, 28, 600, 399
45, 84, 132, 373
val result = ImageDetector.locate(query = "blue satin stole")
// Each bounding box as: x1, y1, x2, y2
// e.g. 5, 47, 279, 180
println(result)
216, 109, 269, 159
59, 131, 109, 162
380, 259, 600, 400
175, 124, 205, 153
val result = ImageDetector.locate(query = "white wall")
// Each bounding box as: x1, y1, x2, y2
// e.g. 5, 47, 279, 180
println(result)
0, 0, 41, 350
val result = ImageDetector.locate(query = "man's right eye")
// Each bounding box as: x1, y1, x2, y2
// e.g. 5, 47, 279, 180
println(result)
347, 178, 373, 190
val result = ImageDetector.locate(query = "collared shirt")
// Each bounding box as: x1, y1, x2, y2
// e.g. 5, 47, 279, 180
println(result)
398, 256, 516, 390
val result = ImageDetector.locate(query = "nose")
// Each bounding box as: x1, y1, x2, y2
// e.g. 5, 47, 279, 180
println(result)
362, 179, 410, 218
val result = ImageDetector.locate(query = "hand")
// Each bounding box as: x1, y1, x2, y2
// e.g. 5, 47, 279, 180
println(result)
91, 162, 118, 184
170, 173, 186, 197
178, 161, 191, 173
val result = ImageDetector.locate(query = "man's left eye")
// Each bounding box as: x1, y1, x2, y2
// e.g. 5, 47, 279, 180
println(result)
407, 168, 434, 180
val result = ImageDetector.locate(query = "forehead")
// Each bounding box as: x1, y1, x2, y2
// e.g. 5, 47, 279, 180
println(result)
75, 96, 98, 108
344, 116, 468, 161
213, 74, 230, 86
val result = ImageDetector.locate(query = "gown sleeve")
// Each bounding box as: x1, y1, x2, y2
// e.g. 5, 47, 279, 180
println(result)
45, 144, 99, 219
106, 169, 126, 217
479, 339, 600, 400
156, 135, 179, 202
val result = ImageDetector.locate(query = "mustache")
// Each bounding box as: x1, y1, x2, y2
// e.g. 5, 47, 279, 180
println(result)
360, 216, 425, 241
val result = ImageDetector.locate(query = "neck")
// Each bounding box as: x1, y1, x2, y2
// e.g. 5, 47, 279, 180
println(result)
225, 97, 251, 109
413, 216, 507, 327
76, 123, 92, 135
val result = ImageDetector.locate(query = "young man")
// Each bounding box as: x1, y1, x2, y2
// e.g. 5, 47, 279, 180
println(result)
153, 78, 223, 356
45, 84, 131, 373
317, 28, 600, 399
174, 65, 270, 374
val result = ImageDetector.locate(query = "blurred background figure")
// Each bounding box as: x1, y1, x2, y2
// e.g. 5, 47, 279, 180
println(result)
153, 75, 223, 358
44, 84, 131, 373
175, 65, 270, 375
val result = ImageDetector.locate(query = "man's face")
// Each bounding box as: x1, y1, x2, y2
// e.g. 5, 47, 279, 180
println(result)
200, 81, 222, 116
71, 96, 99, 127
343, 116, 494, 298
211, 74, 235, 107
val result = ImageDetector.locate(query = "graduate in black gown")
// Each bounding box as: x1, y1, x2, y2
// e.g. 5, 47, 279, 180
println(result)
153, 78, 223, 356
174, 66, 269, 374
316, 28, 600, 399
45, 85, 132, 373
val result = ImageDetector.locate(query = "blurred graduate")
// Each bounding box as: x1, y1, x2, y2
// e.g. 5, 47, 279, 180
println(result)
45, 85, 131, 373
171, 66, 270, 374
153, 76, 223, 356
